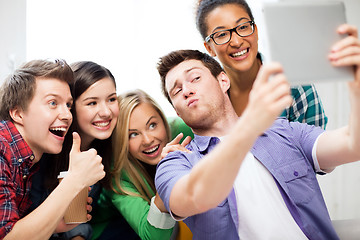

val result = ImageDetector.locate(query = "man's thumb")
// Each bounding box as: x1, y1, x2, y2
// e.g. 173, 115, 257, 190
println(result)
71, 132, 81, 153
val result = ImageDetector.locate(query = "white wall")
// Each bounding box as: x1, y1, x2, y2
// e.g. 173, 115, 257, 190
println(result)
0, 0, 26, 84
26, 0, 206, 117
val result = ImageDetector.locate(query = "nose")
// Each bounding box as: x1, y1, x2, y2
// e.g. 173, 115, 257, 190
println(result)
142, 132, 154, 146
59, 105, 72, 121
229, 31, 243, 47
182, 83, 195, 98
98, 102, 111, 118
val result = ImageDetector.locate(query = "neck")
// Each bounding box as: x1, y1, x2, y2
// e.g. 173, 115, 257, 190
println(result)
224, 57, 262, 116
13, 122, 42, 165
191, 100, 239, 137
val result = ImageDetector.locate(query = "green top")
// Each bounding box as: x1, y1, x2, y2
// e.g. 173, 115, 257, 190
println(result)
167, 117, 194, 141
90, 171, 173, 240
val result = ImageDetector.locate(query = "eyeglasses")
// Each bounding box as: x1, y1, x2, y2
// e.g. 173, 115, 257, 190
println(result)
205, 21, 255, 45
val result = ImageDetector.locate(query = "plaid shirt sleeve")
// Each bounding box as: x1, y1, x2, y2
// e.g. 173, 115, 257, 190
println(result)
280, 84, 328, 129
0, 154, 20, 238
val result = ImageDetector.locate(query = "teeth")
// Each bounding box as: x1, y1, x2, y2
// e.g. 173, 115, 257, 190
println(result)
232, 49, 247, 57
94, 121, 110, 127
49, 127, 66, 132
144, 145, 159, 154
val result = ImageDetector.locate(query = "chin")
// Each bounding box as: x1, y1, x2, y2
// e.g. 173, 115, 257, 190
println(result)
46, 147, 63, 154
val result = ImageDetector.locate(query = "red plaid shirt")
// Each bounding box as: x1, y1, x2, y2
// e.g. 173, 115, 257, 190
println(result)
0, 120, 39, 238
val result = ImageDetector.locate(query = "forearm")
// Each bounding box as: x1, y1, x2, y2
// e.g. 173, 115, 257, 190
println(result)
317, 100, 360, 169
318, 24, 360, 168
347, 83, 360, 157
4, 176, 84, 240
170, 117, 259, 217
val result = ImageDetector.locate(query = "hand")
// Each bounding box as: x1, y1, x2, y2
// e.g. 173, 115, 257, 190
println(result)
329, 24, 360, 85
54, 219, 79, 233
161, 133, 192, 160
242, 62, 293, 135
68, 132, 105, 189
86, 194, 93, 221
71, 237, 86, 240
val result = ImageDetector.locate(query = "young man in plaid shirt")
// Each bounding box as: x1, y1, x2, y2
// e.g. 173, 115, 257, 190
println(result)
0, 59, 105, 239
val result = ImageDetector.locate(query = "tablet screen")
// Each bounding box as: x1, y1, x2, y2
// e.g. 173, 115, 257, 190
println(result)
262, 1, 353, 85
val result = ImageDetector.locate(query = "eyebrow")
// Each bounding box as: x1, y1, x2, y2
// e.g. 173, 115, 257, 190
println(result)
45, 93, 73, 102
211, 17, 249, 33
168, 67, 200, 95
83, 92, 117, 102
146, 116, 155, 125
128, 116, 155, 132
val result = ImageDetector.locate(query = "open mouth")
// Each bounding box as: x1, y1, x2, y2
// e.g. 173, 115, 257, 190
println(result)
93, 121, 110, 128
231, 48, 249, 58
143, 145, 160, 155
49, 127, 67, 137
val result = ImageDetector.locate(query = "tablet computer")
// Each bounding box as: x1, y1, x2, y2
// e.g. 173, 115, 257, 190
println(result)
262, 1, 353, 85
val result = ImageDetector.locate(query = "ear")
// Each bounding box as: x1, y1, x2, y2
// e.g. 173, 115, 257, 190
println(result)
254, 23, 259, 42
217, 72, 231, 93
9, 107, 24, 125
204, 42, 217, 57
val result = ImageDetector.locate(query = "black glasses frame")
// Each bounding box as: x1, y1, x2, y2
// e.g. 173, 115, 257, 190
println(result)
205, 21, 255, 45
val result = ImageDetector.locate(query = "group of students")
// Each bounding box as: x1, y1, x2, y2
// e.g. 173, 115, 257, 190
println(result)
1, 0, 360, 239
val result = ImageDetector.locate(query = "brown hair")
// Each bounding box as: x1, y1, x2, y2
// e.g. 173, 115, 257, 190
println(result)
44, 61, 116, 190
0, 59, 73, 121
196, 0, 254, 40
157, 49, 224, 104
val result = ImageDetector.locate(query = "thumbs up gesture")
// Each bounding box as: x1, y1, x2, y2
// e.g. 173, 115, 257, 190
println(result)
68, 132, 105, 188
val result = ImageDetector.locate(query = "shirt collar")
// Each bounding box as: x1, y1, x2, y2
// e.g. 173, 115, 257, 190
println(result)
192, 134, 220, 153
1, 120, 35, 167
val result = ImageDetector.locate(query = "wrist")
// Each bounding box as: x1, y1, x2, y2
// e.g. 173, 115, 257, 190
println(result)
147, 196, 176, 229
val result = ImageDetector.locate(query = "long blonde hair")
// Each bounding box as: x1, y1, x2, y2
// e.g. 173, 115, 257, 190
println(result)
111, 89, 171, 203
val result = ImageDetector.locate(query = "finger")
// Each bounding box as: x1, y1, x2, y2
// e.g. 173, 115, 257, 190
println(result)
70, 132, 81, 154
254, 62, 284, 89
267, 73, 290, 96
329, 46, 360, 66
87, 204, 92, 213
331, 35, 360, 53
87, 196, 93, 204
261, 75, 291, 109
336, 24, 358, 38
87, 214, 92, 222
181, 136, 192, 147
269, 95, 293, 114
171, 145, 191, 153
168, 133, 184, 146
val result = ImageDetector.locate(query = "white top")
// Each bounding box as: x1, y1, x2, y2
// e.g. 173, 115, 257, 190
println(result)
233, 152, 308, 240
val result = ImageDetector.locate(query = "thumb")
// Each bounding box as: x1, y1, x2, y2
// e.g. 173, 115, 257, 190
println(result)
70, 132, 81, 154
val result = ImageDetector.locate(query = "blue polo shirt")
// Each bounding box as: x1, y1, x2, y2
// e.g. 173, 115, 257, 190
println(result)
155, 118, 339, 240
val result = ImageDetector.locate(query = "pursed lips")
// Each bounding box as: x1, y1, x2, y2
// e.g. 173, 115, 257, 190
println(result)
187, 98, 198, 107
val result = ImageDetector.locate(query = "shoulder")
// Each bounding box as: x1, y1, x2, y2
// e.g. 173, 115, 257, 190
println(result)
266, 118, 324, 144
290, 84, 319, 99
